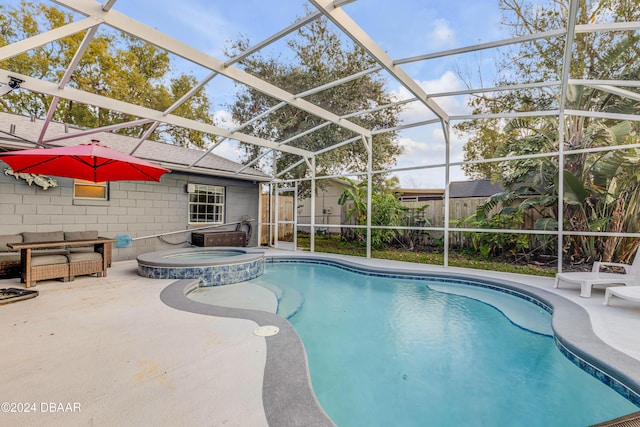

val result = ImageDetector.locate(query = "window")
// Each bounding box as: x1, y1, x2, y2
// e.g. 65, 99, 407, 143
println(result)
189, 184, 224, 224
74, 179, 108, 200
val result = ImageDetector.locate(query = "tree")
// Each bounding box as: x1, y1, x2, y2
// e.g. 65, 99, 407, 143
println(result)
454, 0, 640, 263
226, 14, 403, 197
0, 1, 215, 148
456, 0, 640, 179
337, 177, 407, 249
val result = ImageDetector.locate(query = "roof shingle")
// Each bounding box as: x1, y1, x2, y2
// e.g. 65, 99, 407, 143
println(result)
0, 112, 270, 181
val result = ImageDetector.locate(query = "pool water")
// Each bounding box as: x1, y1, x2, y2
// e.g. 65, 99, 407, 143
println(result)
250, 262, 639, 427
163, 250, 243, 259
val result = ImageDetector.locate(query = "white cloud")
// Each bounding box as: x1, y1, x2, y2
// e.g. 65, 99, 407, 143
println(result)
430, 19, 455, 46
398, 136, 443, 163
382, 69, 477, 188
392, 126, 468, 189
406, 17, 457, 52
211, 140, 243, 164
208, 110, 243, 163
392, 71, 470, 124
397, 128, 464, 165
383, 71, 471, 188
392, 72, 460, 101
213, 109, 238, 129
418, 70, 464, 94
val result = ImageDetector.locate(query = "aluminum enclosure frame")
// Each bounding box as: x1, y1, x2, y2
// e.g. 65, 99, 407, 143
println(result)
0, 0, 638, 272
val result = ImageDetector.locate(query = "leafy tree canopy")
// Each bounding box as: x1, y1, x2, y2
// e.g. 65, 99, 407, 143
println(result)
454, 0, 640, 262
456, 0, 640, 180
225, 14, 403, 197
0, 1, 215, 148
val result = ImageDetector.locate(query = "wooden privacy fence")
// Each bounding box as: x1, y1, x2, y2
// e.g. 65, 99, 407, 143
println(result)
259, 192, 547, 246
260, 194, 294, 244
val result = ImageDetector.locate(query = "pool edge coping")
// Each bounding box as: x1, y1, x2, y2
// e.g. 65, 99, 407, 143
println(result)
160, 254, 640, 426
137, 246, 265, 268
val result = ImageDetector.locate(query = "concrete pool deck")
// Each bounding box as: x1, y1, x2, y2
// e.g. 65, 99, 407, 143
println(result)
1, 248, 640, 426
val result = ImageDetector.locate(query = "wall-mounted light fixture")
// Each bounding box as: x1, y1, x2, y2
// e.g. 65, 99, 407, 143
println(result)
0, 76, 24, 96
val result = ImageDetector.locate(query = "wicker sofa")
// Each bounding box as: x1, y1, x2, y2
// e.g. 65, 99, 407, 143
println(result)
0, 230, 110, 287
0, 234, 23, 279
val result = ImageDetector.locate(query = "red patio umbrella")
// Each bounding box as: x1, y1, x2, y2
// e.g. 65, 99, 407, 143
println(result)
0, 141, 170, 182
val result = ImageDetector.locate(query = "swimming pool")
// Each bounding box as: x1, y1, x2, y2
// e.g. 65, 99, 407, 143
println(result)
245, 260, 640, 426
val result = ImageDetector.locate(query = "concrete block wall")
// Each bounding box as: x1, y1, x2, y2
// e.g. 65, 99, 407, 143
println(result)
0, 168, 260, 262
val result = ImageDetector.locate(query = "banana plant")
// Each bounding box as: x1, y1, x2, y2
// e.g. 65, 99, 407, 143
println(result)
337, 177, 368, 225
337, 177, 407, 248
590, 147, 640, 261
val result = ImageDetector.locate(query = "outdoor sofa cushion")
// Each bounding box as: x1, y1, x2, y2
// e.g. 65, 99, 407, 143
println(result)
68, 251, 104, 279
67, 252, 102, 263
22, 231, 70, 256
0, 234, 22, 252
30, 254, 68, 267
0, 252, 20, 262
22, 231, 69, 255
65, 230, 99, 253
22, 231, 65, 243
32, 249, 70, 256
0, 235, 23, 279
64, 230, 99, 241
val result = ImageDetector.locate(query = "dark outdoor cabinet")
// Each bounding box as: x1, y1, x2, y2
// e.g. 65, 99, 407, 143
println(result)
191, 231, 246, 247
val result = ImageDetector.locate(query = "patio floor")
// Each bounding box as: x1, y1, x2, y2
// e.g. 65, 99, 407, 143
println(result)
0, 260, 272, 427
1, 249, 640, 426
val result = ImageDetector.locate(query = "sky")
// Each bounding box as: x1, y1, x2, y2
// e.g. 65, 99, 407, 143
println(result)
109, 0, 520, 188
14, 0, 515, 188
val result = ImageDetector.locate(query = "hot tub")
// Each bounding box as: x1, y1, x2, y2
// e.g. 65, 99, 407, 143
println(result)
137, 247, 264, 286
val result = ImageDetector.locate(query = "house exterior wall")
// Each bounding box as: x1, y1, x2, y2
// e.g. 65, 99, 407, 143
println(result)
0, 168, 260, 261
297, 180, 344, 234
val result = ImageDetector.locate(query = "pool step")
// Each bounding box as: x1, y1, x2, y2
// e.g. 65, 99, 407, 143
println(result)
256, 282, 304, 319
258, 282, 283, 300
429, 284, 553, 336
276, 287, 305, 319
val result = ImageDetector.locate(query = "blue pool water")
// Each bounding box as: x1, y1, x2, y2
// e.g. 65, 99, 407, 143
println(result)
163, 250, 243, 259
250, 262, 639, 427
